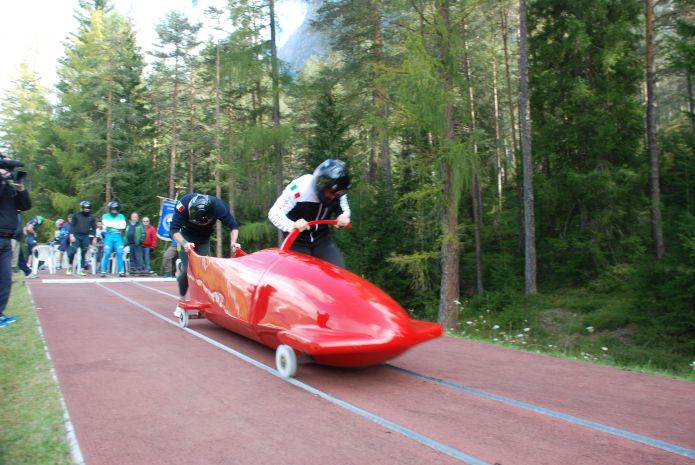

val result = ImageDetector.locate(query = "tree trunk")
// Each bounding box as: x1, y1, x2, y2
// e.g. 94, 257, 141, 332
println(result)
462, 20, 484, 295
645, 0, 665, 259
688, 71, 695, 150
215, 43, 223, 257
105, 85, 113, 203
492, 57, 504, 205
269, 0, 284, 245
371, 3, 392, 191
519, 0, 537, 294
436, 0, 460, 331
685, 71, 695, 149
500, 2, 519, 170
169, 57, 180, 200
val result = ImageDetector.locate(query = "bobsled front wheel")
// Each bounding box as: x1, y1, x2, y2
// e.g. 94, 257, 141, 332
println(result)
175, 306, 189, 328
275, 344, 297, 378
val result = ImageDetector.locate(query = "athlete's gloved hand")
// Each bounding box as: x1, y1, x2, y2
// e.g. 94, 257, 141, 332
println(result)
183, 242, 196, 253
294, 219, 310, 232
336, 214, 351, 228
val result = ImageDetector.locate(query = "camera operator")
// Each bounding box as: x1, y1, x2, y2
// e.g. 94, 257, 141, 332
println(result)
0, 152, 31, 328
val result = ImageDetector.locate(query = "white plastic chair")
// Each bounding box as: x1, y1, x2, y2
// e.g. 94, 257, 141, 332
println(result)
109, 245, 130, 275
32, 245, 55, 275
84, 246, 98, 274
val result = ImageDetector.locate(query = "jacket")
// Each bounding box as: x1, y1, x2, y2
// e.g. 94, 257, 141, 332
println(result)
268, 174, 350, 245
126, 221, 146, 245
0, 184, 31, 236
70, 211, 96, 236
142, 225, 158, 249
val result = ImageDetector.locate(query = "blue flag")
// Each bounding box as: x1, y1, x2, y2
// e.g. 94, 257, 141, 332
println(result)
157, 198, 177, 241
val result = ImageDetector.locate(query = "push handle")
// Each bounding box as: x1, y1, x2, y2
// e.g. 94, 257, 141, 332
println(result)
280, 220, 352, 251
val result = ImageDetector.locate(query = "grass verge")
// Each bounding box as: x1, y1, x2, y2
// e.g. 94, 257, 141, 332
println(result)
0, 274, 72, 465
459, 288, 695, 381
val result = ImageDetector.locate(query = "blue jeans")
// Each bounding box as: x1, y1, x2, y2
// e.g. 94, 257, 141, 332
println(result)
26, 234, 37, 259
142, 247, 151, 272
129, 244, 144, 272
101, 233, 124, 273
0, 237, 12, 314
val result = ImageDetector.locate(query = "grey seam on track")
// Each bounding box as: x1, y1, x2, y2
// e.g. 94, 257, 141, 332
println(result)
26, 285, 87, 465
386, 365, 695, 460
98, 282, 490, 465
134, 282, 695, 461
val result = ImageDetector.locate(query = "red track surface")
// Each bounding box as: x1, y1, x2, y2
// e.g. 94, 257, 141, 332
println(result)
28, 275, 695, 465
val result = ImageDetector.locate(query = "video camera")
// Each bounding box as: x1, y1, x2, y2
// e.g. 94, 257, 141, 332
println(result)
0, 154, 25, 182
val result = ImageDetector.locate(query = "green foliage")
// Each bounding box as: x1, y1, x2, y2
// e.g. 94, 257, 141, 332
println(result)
307, 85, 353, 169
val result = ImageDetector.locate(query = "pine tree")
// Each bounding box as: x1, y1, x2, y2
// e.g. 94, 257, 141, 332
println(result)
307, 86, 353, 169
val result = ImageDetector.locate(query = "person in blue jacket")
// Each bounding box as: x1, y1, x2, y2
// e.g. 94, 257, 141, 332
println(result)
170, 193, 240, 298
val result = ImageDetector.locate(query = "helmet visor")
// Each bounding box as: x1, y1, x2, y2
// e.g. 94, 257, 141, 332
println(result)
190, 214, 214, 226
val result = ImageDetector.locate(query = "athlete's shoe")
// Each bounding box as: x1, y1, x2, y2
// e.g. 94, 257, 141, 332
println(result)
100, 273, 106, 278
118, 273, 126, 277
65, 267, 73, 275
79, 270, 87, 276
0, 315, 17, 327
173, 307, 183, 319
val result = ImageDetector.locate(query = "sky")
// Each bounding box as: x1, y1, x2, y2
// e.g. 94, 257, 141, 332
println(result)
0, 0, 306, 96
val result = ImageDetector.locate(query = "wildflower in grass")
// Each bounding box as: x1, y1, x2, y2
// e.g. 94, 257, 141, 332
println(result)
586, 326, 595, 333
466, 321, 473, 325
523, 327, 530, 332
492, 325, 500, 330
690, 361, 695, 370
601, 347, 608, 352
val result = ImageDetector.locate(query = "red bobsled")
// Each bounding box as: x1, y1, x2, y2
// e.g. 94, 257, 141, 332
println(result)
176, 219, 443, 378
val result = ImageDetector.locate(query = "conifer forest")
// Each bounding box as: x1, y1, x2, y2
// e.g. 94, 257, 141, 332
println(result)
1, 0, 694, 376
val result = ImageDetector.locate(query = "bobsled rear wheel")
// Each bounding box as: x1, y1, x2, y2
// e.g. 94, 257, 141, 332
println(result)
275, 344, 297, 378
175, 306, 189, 328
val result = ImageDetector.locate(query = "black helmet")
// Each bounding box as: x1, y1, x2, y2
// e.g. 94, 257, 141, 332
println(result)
107, 200, 120, 212
188, 194, 215, 226
313, 159, 350, 204
80, 200, 91, 211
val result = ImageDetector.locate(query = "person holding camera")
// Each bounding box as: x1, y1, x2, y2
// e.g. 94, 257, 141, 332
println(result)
0, 152, 31, 328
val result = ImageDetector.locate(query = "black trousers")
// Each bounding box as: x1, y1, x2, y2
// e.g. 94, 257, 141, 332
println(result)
290, 235, 345, 268
68, 233, 91, 270
177, 234, 210, 297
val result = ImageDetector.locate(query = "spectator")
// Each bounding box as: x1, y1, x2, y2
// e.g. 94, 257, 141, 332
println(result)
12, 213, 31, 276
24, 215, 44, 269
67, 201, 96, 276
0, 153, 32, 327
94, 220, 105, 266
100, 200, 126, 277
161, 237, 178, 278
141, 216, 158, 274
53, 219, 70, 270
125, 212, 145, 275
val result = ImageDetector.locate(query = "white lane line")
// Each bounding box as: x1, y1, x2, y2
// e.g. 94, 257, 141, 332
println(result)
96, 282, 491, 465
26, 285, 86, 465
41, 278, 175, 284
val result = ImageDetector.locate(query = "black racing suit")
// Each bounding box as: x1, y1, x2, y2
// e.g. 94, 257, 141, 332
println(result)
170, 193, 240, 296
69, 211, 96, 271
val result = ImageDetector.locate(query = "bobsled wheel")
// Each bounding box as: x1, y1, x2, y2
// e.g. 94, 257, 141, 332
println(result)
275, 344, 297, 379
176, 306, 189, 329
